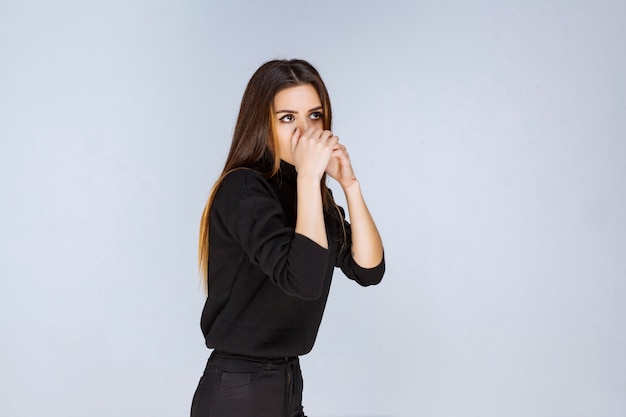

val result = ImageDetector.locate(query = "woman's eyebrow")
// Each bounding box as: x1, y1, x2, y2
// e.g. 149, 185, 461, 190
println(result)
275, 105, 323, 114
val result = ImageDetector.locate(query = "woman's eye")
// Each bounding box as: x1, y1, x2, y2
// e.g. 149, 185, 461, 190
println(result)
310, 111, 323, 120
279, 114, 294, 122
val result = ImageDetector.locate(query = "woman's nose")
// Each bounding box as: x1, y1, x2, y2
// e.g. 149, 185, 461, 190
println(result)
297, 117, 310, 132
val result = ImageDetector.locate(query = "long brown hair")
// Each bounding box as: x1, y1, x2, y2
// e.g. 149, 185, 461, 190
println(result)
198, 59, 335, 292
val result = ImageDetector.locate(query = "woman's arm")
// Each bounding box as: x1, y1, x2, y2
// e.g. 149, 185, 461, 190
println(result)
292, 127, 338, 249
341, 180, 384, 268
217, 170, 329, 299
326, 143, 383, 268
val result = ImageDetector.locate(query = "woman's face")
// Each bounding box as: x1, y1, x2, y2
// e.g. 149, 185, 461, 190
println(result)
272, 84, 324, 165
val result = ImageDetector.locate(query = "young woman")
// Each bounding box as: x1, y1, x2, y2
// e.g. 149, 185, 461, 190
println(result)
191, 59, 385, 417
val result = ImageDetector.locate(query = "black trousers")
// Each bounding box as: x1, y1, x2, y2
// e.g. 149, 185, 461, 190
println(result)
191, 351, 306, 417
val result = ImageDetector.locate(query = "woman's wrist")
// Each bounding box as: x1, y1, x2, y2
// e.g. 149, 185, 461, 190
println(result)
341, 176, 361, 194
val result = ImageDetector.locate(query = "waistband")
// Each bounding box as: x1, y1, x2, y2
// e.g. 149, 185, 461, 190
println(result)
212, 350, 299, 364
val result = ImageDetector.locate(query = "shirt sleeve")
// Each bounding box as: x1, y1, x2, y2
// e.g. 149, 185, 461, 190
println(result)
333, 205, 385, 286
213, 170, 330, 300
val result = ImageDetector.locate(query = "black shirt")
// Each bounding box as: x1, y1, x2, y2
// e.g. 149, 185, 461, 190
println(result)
200, 161, 385, 357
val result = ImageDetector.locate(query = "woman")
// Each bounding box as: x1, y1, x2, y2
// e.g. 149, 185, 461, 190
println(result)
191, 59, 385, 417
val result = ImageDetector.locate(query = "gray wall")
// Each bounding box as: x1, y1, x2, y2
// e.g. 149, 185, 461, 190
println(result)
1, 1, 624, 416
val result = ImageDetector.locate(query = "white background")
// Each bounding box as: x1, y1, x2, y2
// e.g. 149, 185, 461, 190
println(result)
1, 1, 625, 416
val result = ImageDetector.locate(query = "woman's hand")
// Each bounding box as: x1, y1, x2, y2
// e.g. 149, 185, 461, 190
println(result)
325, 141, 357, 189
291, 127, 338, 181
